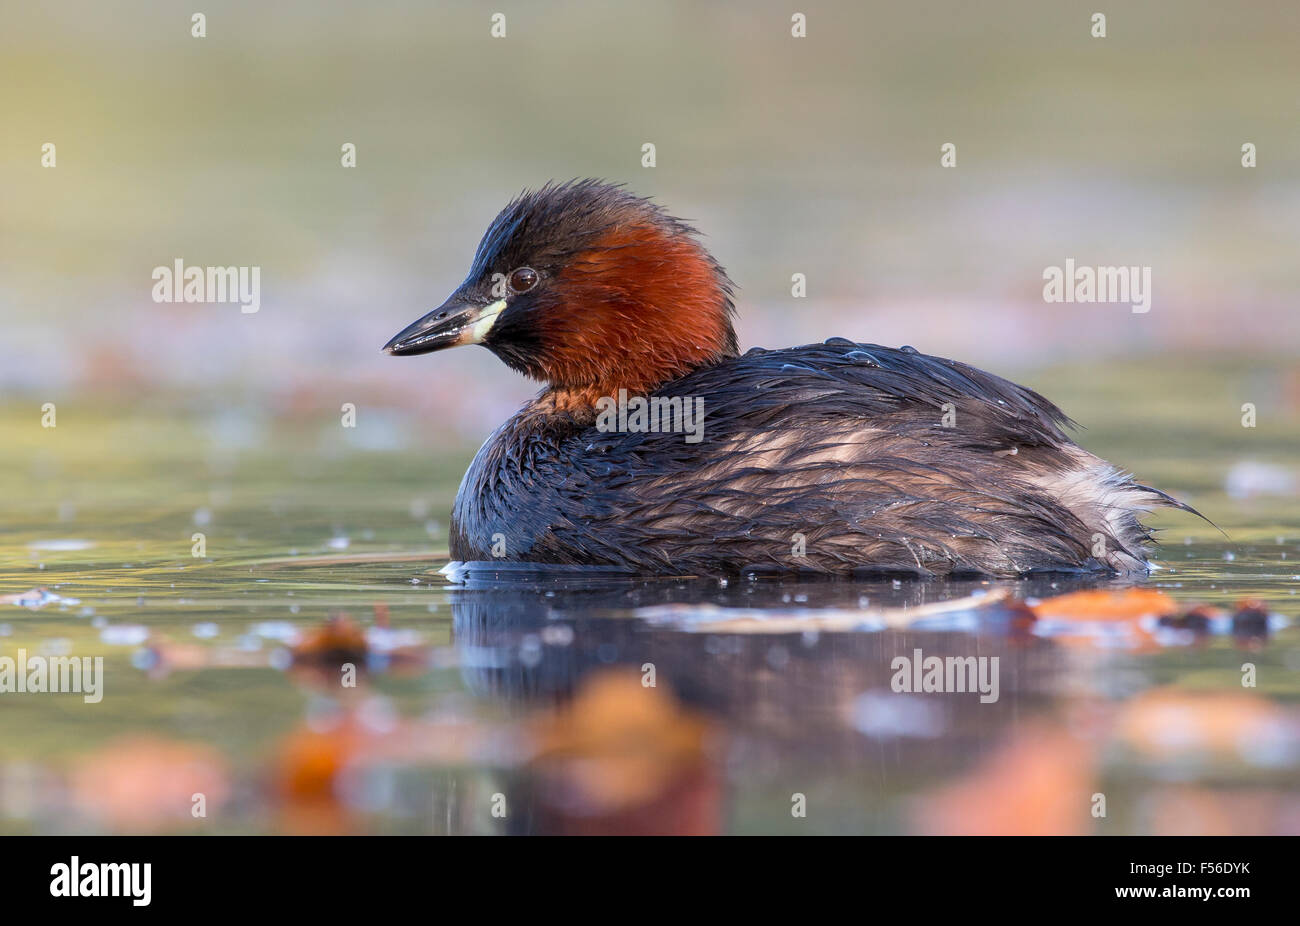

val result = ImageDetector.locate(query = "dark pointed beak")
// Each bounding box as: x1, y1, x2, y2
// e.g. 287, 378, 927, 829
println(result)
383, 295, 508, 356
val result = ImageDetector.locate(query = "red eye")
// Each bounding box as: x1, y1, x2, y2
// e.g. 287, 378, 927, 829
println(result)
508, 267, 538, 293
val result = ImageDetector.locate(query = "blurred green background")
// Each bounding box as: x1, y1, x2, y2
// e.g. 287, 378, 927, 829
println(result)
3, 0, 1298, 445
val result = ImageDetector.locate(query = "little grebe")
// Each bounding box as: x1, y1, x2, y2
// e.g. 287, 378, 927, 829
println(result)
385, 180, 1192, 576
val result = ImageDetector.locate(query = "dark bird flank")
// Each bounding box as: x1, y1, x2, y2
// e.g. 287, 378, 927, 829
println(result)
386, 180, 1197, 576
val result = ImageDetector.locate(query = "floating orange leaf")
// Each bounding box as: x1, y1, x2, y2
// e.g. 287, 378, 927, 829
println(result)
70, 736, 229, 833
291, 614, 368, 668
528, 669, 721, 834
1031, 587, 1178, 621
912, 724, 1094, 836
1114, 687, 1292, 763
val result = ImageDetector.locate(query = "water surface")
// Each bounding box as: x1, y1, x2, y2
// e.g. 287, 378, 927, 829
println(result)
1, 365, 1297, 835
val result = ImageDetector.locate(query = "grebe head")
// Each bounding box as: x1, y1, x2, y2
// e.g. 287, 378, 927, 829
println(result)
384, 180, 737, 404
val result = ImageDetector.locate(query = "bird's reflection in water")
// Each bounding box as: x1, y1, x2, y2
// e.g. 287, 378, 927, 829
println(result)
446, 564, 1113, 834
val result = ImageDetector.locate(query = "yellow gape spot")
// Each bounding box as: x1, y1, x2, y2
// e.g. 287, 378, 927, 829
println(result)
469, 299, 507, 343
